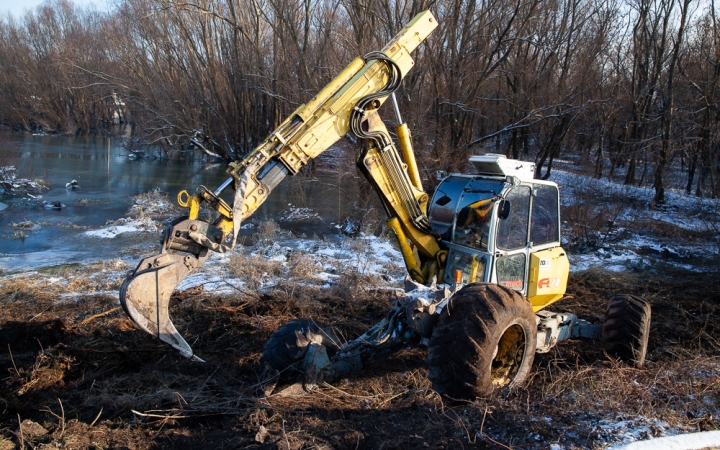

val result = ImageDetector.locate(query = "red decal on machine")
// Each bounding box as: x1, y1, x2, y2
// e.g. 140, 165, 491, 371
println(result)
538, 278, 561, 289
502, 280, 523, 287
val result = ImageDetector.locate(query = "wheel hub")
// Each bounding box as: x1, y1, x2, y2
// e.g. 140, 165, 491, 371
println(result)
491, 324, 526, 387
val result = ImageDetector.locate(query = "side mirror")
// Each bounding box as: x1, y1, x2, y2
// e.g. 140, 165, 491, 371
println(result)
436, 170, 448, 181
498, 200, 510, 220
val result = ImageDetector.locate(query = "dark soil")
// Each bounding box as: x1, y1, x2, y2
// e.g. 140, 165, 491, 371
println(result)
1, 267, 719, 449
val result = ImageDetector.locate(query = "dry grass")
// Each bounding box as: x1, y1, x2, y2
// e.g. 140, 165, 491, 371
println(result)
1, 253, 718, 448
287, 253, 322, 278
11, 345, 75, 396
11, 221, 34, 229
227, 222, 390, 294
0, 260, 128, 303
0, 274, 36, 298
253, 219, 281, 241
228, 252, 286, 290
126, 188, 181, 219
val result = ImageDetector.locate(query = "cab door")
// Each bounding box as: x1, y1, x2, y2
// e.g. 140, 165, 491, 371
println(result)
493, 185, 532, 295
525, 183, 568, 311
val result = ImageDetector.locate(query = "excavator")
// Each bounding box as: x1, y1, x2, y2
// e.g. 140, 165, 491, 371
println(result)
119, 10, 651, 400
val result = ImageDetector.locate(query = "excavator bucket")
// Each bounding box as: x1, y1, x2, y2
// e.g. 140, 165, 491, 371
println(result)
120, 251, 207, 361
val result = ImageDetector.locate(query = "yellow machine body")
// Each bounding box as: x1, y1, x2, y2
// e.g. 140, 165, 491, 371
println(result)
527, 247, 570, 311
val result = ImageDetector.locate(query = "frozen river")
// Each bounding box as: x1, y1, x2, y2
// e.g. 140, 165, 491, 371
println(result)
0, 133, 365, 272
0, 133, 231, 271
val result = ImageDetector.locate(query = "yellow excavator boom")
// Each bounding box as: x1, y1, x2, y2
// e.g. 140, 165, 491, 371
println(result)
119, 11, 440, 360
227, 11, 438, 220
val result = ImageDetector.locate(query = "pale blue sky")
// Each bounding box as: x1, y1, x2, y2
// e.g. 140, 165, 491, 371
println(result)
0, 0, 108, 19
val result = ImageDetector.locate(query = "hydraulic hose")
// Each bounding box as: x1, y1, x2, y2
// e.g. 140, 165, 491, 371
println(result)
351, 52, 433, 235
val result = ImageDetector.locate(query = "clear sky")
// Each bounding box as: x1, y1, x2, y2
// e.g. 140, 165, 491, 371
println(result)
0, 0, 108, 19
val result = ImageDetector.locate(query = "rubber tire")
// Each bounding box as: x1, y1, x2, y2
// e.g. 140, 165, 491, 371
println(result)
260, 319, 340, 375
426, 283, 537, 400
602, 294, 651, 368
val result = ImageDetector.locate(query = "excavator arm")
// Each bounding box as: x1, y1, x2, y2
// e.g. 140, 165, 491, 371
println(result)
120, 11, 440, 360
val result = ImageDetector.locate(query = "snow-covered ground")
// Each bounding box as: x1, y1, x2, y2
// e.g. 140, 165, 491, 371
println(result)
550, 169, 718, 272
74, 166, 718, 279
173, 233, 406, 295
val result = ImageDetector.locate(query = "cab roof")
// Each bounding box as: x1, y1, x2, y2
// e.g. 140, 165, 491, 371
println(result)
469, 154, 535, 182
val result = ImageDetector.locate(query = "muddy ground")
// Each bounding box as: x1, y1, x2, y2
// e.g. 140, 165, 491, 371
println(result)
1, 260, 719, 450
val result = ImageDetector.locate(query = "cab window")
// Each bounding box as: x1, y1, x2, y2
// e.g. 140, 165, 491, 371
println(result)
452, 180, 503, 251
496, 186, 531, 250
496, 253, 526, 290
530, 184, 560, 246
428, 176, 467, 240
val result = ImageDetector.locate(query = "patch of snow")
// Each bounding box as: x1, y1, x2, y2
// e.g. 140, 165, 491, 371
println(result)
167, 232, 405, 294
249, 243, 288, 262
315, 272, 339, 282
549, 169, 718, 272
569, 247, 646, 272
0, 166, 49, 196
126, 189, 179, 218
278, 206, 321, 222
611, 430, 720, 450
59, 290, 119, 299
84, 218, 159, 239
588, 414, 678, 447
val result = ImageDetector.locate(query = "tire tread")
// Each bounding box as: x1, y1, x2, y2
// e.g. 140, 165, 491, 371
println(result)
602, 294, 651, 368
426, 283, 537, 399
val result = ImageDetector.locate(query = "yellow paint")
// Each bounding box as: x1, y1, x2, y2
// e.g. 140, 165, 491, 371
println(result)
469, 254, 482, 283
361, 123, 439, 260
387, 217, 425, 284
216, 217, 233, 235
527, 247, 570, 311
396, 123, 422, 190
177, 190, 190, 208
177, 190, 201, 221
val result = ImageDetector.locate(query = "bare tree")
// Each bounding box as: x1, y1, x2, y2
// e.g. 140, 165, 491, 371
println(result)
0, 0, 717, 197
652, 0, 692, 203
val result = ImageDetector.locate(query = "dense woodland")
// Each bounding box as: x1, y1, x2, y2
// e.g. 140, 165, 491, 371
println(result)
0, 0, 719, 201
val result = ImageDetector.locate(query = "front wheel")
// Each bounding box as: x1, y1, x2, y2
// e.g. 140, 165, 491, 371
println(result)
426, 283, 537, 400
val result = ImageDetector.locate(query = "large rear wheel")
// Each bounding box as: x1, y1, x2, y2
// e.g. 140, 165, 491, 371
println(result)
426, 283, 537, 399
602, 294, 651, 368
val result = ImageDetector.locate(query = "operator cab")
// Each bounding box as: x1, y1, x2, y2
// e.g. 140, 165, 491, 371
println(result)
428, 154, 567, 311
